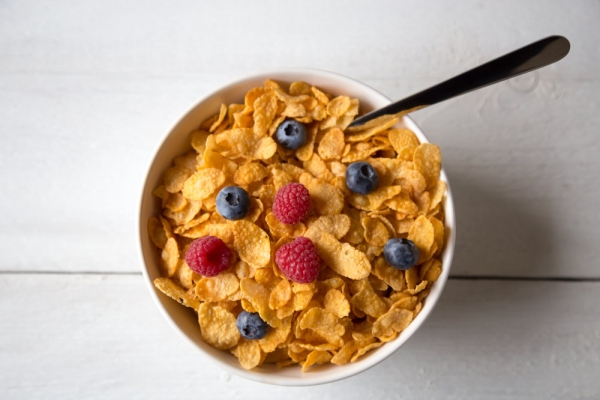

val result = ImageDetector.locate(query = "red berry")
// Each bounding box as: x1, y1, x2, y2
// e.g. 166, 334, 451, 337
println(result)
275, 237, 320, 283
272, 183, 310, 225
184, 236, 231, 277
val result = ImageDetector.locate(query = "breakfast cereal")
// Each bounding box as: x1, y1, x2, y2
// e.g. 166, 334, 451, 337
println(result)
149, 79, 446, 372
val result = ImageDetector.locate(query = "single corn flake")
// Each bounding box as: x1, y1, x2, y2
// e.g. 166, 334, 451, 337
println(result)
361, 217, 390, 247
296, 124, 318, 161
405, 265, 421, 290
314, 232, 371, 280
372, 307, 413, 339
346, 114, 397, 134
253, 92, 279, 136
293, 290, 314, 311
269, 279, 292, 310
231, 338, 262, 369
430, 216, 445, 253
290, 81, 312, 96
302, 350, 333, 372
152, 185, 170, 207
182, 168, 226, 201
195, 272, 240, 302
234, 162, 268, 186
413, 143, 442, 189
327, 161, 347, 177
254, 267, 278, 290
302, 154, 334, 182
174, 259, 197, 290
324, 288, 350, 318
304, 214, 351, 241
233, 220, 271, 268
393, 295, 418, 311
415, 190, 431, 215
429, 180, 446, 211
161, 237, 179, 277
351, 320, 374, 342
270, 168, 294, 189
345, 116, 398, 143
164, 165, 194, 194
197, 302, 240, 350
425, 258, 443, 283
241, 298, 257, 313
148, 217, 168, 249
311, 86, 330, 105
342, 214, 365, 244
388, 128, 419, 154
341, 143, 387, 163
209, 104, 228, 133
165, 192, 188, 212
277, 297, 296, 319
326, 96, 351, 117
317, 128, 345, 160
408, 215, 435, 262
153, 277, 200, 311
299, 173, 344, 215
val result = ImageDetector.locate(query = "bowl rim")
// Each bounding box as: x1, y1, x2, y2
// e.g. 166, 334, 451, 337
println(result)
137, 68, 456, 386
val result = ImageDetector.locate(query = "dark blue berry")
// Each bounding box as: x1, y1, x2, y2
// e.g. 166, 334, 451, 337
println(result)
384, 238, 420, 270
275, 120, 307, 150
236, 311, 269, 340
345, 162, 380, 194
216, 186, 251, 220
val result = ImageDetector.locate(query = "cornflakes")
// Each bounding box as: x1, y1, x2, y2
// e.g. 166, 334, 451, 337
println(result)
149, 79, 447, 372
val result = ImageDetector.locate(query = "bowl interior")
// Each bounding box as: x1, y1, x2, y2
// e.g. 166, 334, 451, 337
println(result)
138, 69, 456, 386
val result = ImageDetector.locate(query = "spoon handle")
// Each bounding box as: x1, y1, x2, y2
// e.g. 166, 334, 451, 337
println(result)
349, 35, 570, 127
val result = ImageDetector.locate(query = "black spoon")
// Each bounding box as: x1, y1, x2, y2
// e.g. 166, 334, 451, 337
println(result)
349, 35, 570, 127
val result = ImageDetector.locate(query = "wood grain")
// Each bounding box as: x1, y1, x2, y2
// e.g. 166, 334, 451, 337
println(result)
1, 274, 599, 399
0, 1, 598, 278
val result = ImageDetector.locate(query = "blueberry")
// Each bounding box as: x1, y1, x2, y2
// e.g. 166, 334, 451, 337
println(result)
275, 120, 307, 150
345, 162, 380, 194
216, 186, 251, 220
236, 311, 269, 340
384, 238, 420, 270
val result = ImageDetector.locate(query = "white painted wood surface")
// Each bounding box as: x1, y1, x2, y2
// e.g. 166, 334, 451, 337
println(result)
1, 275, 599, 399
1, 1, 600, 398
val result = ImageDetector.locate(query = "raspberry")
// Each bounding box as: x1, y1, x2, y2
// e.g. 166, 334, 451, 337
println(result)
272, 183, 310, 225
184, 236, 231, 277
275, 237, 320, 283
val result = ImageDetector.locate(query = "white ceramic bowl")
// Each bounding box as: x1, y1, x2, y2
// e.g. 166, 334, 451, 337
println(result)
138, 69, 456, 386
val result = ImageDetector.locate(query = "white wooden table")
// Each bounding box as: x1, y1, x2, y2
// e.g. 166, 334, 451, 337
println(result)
1, 1, 599, 398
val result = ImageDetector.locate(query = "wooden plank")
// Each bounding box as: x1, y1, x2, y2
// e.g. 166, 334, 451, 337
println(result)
1, 274, 599, 399
0, 0, 599, 277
